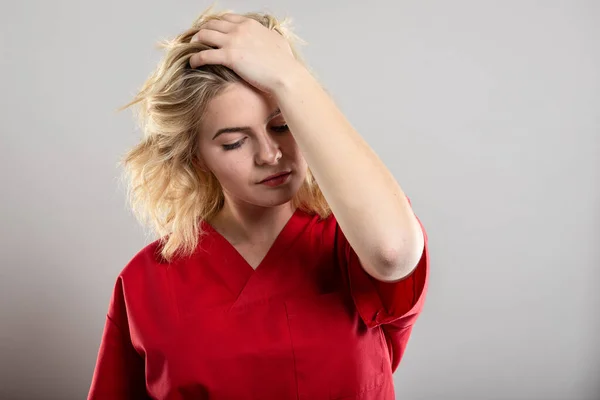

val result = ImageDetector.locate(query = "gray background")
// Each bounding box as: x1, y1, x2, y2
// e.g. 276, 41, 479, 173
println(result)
1, 0, 598, 399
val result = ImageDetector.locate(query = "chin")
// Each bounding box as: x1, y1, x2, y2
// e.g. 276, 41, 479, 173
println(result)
254, 190, 297, 208
252, 181, 302, 208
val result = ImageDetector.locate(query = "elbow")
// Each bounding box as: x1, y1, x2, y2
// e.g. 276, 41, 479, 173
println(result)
374, 230, 425, 282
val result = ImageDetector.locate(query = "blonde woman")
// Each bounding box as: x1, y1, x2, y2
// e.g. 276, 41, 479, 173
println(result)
88, 7, 429, 400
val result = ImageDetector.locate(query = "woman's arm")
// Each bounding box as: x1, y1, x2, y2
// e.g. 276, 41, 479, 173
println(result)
273, 66, 424, 282
189, 14, 424, 281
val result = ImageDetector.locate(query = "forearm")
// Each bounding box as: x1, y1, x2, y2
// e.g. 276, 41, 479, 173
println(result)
272, 66, 424, 281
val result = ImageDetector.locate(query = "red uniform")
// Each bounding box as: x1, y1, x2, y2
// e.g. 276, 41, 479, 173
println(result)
88, 207, 429, 399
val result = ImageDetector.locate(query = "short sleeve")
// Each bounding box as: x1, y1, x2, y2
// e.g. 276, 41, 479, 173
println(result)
335, 201, 429, 331
87, 278, 150, 400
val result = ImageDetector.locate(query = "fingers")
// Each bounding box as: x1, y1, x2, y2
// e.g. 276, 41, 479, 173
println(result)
188, 14, 246, 69
199, 18, 235, 34
220, 13, 246, 24
189, 49, 228, 69
190, 28, 227, 48
190, 16, 243, 46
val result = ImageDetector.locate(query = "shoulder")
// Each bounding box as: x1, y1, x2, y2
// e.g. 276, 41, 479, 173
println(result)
106, 238, 178, 330
107, 238, 179, 315
118, 238, 169, 282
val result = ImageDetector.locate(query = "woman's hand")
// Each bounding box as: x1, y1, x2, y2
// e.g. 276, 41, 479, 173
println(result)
189, 14, 303, 93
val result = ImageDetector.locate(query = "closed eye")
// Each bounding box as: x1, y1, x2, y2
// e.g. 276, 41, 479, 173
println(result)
222, 137, 247, 151
222, 125, 288, 151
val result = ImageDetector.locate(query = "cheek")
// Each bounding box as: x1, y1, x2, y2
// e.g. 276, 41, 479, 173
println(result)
293, 147, 308, 171
214, 160, 242, 181
282, 136, 303, 160
208, 153, 253, 185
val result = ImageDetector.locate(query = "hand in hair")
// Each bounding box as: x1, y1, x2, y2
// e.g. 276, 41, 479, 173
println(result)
189, 13, 304, 94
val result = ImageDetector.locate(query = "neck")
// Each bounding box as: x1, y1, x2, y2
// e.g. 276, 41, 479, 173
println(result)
210, 201, 296, 246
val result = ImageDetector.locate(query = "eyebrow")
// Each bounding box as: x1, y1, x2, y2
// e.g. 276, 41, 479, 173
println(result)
211, 108, 282, 140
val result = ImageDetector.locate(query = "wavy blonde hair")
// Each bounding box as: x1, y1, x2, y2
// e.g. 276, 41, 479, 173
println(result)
118, 6, 331, 263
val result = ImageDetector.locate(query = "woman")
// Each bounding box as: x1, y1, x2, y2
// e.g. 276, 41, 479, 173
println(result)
88, 7, 429, 400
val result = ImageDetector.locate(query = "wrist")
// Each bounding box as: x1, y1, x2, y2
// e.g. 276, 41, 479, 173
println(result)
271, 62, 315, 99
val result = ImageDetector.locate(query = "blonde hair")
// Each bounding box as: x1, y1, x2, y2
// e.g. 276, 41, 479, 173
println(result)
118, 5, 331, 263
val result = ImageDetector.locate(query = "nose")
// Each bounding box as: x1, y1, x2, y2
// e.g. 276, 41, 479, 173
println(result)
254, 133, 282, 166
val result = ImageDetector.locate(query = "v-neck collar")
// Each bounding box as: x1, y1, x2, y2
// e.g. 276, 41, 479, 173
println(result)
201, 207, 308, 274
198, 208, 312, 307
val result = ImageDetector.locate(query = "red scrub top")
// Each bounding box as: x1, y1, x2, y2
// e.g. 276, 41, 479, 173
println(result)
88, 206, 429, 400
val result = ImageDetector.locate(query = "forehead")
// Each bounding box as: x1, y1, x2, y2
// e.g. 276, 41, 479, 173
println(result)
200, 82, 278, 138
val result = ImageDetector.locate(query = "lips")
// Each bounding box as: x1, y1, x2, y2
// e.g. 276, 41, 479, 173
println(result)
259, 171, 291, 183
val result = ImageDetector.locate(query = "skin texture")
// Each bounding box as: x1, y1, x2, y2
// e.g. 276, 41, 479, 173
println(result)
192, 14, 424, 280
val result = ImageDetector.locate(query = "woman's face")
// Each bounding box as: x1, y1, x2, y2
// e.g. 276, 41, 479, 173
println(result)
197, 82, 307, 209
